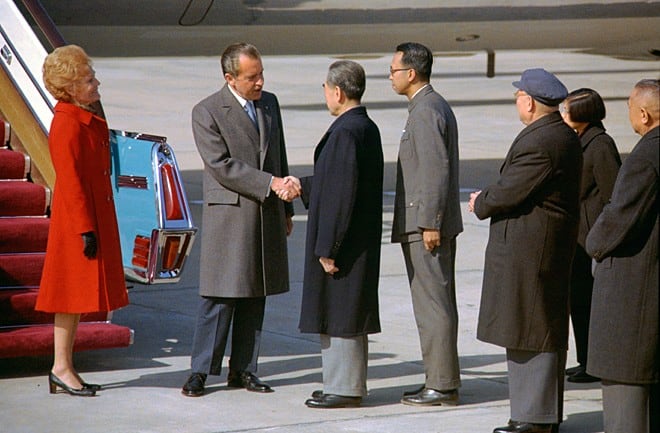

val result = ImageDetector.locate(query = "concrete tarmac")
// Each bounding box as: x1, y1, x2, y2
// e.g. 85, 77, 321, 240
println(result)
1, 50, 657, 433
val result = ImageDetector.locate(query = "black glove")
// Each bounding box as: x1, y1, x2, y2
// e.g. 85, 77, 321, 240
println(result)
82, 231, 97, 259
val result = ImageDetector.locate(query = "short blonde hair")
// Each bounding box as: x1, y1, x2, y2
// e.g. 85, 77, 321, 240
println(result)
42, 45, 92, 102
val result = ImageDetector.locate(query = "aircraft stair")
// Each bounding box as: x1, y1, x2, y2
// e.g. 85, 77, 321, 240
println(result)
0, 0, 133, 358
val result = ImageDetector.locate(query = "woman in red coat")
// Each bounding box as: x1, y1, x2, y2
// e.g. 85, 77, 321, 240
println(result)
36, 45, 128, 396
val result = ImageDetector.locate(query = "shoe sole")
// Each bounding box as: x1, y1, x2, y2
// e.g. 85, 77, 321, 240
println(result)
400, 398, 459, 407
305, 402, 361, 409
181, 389, 204, 397
567, 377, 601, 383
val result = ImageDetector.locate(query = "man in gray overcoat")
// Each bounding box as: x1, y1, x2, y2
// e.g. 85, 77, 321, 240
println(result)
585, 79, 659, 433
389, 42, 464, 407
468, 69, 582, 433
181, 42, 299, 397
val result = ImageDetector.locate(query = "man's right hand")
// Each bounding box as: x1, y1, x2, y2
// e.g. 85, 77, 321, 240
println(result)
271, 176, 301, 202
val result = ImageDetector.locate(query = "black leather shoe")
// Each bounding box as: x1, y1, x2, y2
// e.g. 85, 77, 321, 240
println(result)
82, 382, 102, 391
493, 420, 554, 433
566, 367, 600, 383
48, 372, 96, 397
305, 393, 362, 408
227, 371, 273, 393
565, 364, 583, 376
311, 389, 324, 398
181, 373, 206, 397
402, 384, 425, 396
400, 388, 458, 406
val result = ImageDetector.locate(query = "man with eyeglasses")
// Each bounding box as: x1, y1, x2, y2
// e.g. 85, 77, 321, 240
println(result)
468, 68, 582, 433
181, 42, 300, 398
389, 42, 463, 407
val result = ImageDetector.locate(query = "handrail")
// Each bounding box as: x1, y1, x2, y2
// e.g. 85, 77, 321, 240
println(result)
19, 0, 65, 50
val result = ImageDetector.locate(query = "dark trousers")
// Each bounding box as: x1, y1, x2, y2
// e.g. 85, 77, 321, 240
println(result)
190, 296, 265, 376
569, 245, 593, 366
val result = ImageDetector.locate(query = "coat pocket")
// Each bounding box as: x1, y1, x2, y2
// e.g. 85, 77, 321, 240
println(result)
206, 187, 239, 205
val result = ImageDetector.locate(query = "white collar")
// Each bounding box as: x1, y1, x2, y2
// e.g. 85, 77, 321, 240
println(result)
227, 83, 250, 108
411, 83, 430, 100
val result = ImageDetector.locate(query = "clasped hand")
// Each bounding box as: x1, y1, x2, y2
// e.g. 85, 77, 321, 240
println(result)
467, 190, 481, 213
272, 176, 301, 202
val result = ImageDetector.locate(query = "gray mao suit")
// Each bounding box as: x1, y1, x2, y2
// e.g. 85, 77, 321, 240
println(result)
391, 84, 463, 392
189, 84, 293, 376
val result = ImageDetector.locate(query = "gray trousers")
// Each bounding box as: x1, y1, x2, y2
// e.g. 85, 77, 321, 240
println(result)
402, 237, 461, 390
507, 349, 566, 424
320, 334, 368, 397
190, 296, 265, 376
602, 380, 651, 433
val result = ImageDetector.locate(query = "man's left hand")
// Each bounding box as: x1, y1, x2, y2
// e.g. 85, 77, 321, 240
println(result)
422, 229, 441, 252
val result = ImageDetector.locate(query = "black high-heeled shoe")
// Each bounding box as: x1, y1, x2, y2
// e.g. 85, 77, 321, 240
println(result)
48, 372, 96, 396
82, 382, 101, 391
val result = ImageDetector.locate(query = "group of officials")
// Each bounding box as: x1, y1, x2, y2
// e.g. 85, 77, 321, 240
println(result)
171, 42, 657, 433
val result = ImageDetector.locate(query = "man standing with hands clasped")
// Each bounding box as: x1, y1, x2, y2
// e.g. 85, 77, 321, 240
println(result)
181, 42, 300, 398
585, 79, 659, 433
468, 68, 582, 433
297, 60, 383, 409
389, 42, 463, 407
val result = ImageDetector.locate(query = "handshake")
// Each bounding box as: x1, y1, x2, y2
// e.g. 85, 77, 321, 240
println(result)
271, 175, 301, 202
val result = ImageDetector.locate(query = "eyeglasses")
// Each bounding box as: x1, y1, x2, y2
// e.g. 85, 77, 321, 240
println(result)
389, 67, 411, 75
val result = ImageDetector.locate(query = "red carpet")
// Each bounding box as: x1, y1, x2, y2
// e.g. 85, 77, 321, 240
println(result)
0, 217, 50, 253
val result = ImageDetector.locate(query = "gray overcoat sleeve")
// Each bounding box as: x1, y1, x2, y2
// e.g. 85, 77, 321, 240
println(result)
192, 101, 272, 202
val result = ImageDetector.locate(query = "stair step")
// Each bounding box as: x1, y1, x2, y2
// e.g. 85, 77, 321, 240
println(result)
0, 253, 45, 288
0, 181, 50, 216
0, 289, 51, 325
0, 149, 29, 180
0, 322, 133, 358
0, 289, 108, 327
0, 119, 9, 147
0, 217, 49, 253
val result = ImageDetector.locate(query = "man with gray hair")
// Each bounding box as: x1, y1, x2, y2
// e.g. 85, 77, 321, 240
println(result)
585, 78, 659, 433
297, 60, 383, 409
181, 42, 300, 398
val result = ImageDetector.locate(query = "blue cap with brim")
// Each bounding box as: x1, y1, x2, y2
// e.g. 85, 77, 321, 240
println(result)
512, 68, 568, 106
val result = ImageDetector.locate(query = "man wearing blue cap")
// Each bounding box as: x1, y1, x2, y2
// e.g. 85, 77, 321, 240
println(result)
468, 68, 582, 433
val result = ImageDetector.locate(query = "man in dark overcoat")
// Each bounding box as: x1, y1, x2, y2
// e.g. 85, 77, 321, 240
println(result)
298, 60, 383, 409
585, 78, 659, 433
468, 68, 582, 433
389, 42, 464, 407
181, 42, 299, 397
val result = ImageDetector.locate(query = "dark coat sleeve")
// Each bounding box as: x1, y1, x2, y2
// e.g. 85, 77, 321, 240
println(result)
586, 149, 658, 261
312, 127, 359, 259
474, 141, 553, 219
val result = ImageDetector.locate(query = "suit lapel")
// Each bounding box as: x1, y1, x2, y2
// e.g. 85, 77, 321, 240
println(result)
255, 100, 271, 167
219, 85, 260, 152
